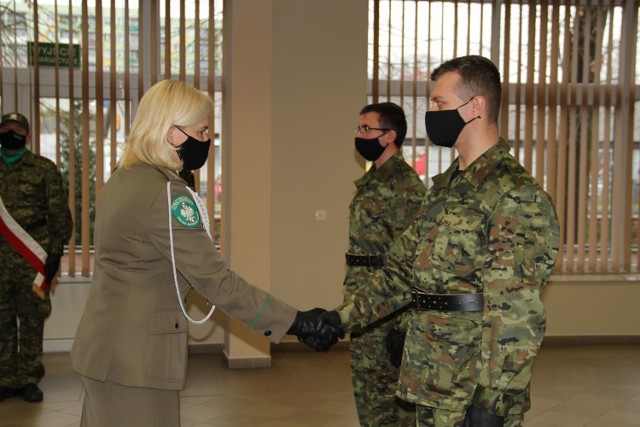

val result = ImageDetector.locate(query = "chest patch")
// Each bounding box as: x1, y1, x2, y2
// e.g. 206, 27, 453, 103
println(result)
171, 195, 200, 229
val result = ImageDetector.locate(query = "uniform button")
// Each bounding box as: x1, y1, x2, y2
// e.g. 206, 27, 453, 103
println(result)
264, 330, 272, 337
175, 323, 179, 329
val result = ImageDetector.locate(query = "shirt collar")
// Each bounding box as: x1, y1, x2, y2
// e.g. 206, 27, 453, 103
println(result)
433, 138, 510, 189
355, 151, 406, 188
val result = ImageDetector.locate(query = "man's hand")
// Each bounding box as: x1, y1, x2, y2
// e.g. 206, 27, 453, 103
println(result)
287, 308, 325, 336
463, 405, 504, 427
299, 310, 345, 351
319, 310, 343, 331
44, 254, 62, 283
287, 309, 344, 352
385, 328, 405, 368
299, 310, 344, 351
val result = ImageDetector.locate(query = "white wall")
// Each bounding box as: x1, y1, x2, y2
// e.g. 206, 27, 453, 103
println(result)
543, 276, 640, 339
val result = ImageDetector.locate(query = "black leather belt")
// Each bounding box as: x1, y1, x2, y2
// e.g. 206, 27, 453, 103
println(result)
412, 289, 483, 312
345, 253, 387, 269
22, 219, 47, 232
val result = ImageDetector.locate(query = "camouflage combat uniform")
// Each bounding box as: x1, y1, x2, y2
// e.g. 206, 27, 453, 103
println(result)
336, 139, 560, 426
345, 151, 425, 426
0, 149, 72, 389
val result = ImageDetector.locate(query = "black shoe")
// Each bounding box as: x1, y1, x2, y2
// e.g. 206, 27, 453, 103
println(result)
19, 384, 43, 403
0, 387, 17, 401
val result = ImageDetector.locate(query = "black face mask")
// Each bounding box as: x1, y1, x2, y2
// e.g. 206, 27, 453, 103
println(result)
0, 130, 27, 150
355, 136, 387, 162
424, 97, 479, 148
176, 128, 211, 170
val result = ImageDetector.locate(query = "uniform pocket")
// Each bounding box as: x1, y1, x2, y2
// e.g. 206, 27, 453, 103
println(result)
144, 310, 188, 382
18, 174, 43, 198
431, 207, 485, 276
401, 312, 481, 407
359, 197, 386, 223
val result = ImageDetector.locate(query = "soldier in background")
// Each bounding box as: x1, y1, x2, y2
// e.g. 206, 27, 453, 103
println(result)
0, 112, 73, 403
346, 102, 425, 426
312, 56, 560, 426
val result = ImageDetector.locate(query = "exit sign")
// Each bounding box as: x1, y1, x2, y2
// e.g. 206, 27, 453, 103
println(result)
28, 41, 80, 68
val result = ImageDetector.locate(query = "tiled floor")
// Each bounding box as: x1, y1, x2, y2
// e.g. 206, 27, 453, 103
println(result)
0, 345, 639, 426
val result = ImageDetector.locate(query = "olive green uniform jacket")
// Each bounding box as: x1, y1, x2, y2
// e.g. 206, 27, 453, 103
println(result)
71, 163, 296, 390
336, 139, 560, 416
0, 149, 72, 257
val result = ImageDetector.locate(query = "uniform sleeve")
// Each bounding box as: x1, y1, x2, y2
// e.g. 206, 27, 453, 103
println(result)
44, 163, 73, 255
336, 213, 420, 331
388, 174, 426, 331
472, 187, 560, 416
148, 181, 297, 342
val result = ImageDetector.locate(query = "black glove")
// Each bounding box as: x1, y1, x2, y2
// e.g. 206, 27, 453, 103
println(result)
44, 254, 62, 283
287, 308, 325, 336
320, 310, 343, 331
463, 405, 504, 427
294, 310, 345, 352
385, 328, 405, 368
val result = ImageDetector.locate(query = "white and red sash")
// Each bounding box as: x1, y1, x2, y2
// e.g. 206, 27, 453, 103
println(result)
0, 195, 49, 298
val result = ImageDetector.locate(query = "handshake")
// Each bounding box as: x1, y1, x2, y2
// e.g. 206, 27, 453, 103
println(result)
287, 308, 345, 352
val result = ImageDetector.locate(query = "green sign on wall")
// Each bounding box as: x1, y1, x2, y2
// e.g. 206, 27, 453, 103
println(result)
27, 42, 80, 68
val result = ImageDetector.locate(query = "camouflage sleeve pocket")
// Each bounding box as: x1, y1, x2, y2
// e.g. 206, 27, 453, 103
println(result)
515, 195, 559, 286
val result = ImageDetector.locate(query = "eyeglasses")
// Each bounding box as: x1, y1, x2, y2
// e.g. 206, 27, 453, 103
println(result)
355, 125, 390, 135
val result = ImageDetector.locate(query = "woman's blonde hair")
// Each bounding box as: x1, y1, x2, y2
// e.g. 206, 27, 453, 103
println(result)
119, 79, 214, 170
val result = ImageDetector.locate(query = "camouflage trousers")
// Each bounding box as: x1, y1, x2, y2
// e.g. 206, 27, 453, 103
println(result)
350, 312, 415, 427
415, 404, 524, 427
0, 246, 51, 389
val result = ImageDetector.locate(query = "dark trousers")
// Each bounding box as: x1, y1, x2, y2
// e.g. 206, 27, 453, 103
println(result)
0, 249, 51, 389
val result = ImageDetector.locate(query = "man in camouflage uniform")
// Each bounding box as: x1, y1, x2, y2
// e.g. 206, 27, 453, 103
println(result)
346, 102, 425, 426
315, 56, 560, 426
0, 112, 72, 402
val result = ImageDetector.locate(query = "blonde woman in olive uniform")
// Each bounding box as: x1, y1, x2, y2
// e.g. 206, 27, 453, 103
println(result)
71, 80, 338, 427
